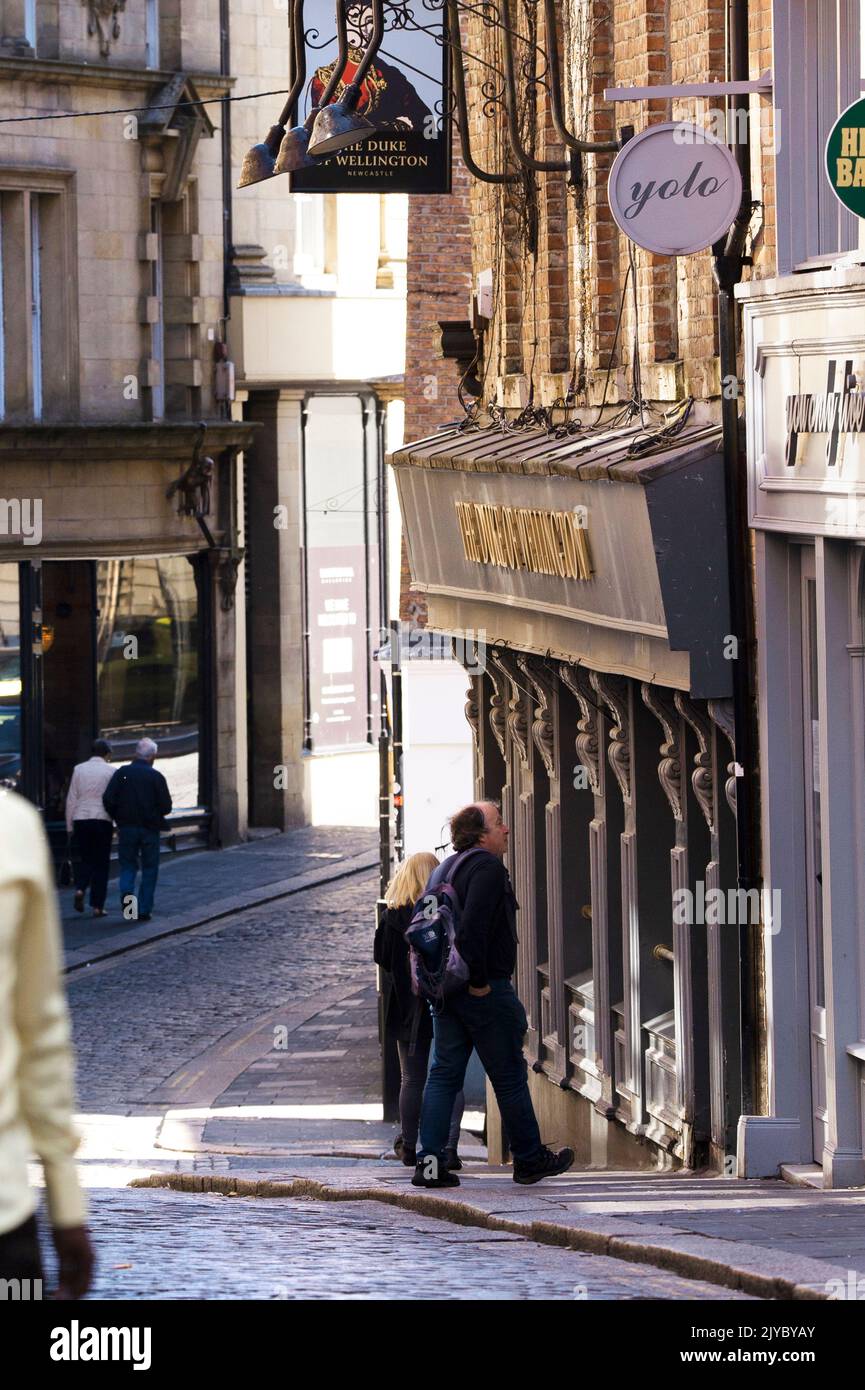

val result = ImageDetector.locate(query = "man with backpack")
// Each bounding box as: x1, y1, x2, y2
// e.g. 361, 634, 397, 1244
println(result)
411, 801, 575, 1189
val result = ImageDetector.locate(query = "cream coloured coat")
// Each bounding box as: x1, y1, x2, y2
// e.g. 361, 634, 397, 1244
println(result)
0, 790, 86, 1235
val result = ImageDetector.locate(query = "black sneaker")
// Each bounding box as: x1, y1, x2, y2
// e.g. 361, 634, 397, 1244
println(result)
443, 1147, 462, 1171
411, 1158, 460, 1188
513, 1145, 576, 1185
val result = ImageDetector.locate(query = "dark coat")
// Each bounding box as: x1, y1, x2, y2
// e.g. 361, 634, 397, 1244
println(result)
374, 903, 432, 1045
447, 849, 518, 989
103, 758, 172, 832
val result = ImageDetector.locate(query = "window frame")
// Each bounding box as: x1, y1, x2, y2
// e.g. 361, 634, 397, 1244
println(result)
773, 0, 862, 275
0, 169, 78, 423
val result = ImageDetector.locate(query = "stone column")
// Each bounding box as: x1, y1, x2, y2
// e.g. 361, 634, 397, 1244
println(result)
1, 2, 35, 56
244, 390, 310, 830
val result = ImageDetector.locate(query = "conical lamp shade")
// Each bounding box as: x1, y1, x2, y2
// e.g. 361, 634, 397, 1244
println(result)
237, 125, 285, 189
274, 116, 319, 175
307, 101, 374, 158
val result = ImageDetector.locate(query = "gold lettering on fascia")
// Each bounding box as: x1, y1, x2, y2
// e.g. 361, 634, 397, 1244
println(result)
455, 501, 593, 581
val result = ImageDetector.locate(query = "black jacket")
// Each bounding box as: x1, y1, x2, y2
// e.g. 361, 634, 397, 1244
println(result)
446, 849, 518, 989
103, 758, 172, 832
374, 903, 433, 1044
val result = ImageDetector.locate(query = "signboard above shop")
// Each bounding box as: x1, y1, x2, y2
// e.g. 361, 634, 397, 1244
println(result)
289, 1, 452, 195
607, 122, 743, 255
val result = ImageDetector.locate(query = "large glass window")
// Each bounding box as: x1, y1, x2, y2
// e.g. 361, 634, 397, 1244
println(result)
0, 563, 21, 791
96, 556, 201, 808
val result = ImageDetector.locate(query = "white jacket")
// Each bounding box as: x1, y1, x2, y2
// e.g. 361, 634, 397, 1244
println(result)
0, 790, 86, 1235
65, 757, 115, 833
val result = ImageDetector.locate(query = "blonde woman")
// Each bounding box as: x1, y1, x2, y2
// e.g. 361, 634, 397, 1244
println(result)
374, 852, 465, 1170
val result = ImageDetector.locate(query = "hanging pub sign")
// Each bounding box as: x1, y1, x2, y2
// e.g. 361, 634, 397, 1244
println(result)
607, 122, 743, 255
826, 97, 865, 220
289, 1, 452, 195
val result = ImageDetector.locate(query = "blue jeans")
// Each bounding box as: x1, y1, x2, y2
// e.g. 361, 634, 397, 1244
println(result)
117, 825, 161, 917
419, 979, 543, 1164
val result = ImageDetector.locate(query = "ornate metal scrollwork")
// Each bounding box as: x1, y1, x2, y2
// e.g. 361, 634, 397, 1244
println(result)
590, 671, 631, 805
641, 684, 683, 822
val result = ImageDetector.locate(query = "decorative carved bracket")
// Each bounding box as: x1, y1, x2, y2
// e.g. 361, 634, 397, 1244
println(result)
641, 684, 683, 822
217, 548, 244, 613
559, 663, 601, 796
82, 0, 127, 58
486, 662, 508, 760
675, 693, 715, 831
590, 671, 631, 804
708, 698, 737, 816
464, 679, 481, 751
517, 655, 558, 782
490, 649, 530, 766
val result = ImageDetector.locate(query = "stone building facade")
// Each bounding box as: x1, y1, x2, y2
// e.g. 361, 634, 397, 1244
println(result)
0, 1, 254, 856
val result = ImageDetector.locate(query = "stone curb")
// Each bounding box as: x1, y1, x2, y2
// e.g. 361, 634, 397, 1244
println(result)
64, 849, 379, 974
129, 1171, 831, 1301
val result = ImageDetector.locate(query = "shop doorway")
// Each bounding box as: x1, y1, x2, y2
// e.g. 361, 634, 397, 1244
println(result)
801, 548, 828, 1160
42, 562, 97, 822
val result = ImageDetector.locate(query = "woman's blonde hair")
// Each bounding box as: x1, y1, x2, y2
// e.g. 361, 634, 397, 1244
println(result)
384, 852, 440, 909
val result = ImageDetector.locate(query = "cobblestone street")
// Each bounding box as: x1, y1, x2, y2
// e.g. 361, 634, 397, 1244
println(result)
53, 842, 865, 1304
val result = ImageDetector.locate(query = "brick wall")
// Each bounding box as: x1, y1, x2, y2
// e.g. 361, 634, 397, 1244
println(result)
457, 0, 775, 415
400, 154, 473, 625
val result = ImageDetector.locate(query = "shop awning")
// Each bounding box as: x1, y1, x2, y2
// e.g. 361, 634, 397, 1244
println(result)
390, 419, 732, 699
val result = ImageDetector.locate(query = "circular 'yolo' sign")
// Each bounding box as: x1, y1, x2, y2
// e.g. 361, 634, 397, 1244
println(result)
826, 97, 865, 219
608, 122, 743, 256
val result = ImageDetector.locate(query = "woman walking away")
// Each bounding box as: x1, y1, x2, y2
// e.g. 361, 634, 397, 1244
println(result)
65, 739, 115, 919
375, 853, 465, 1171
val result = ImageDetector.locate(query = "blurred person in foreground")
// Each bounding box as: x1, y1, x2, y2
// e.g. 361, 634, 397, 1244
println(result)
0, 788, 94, 1297
375, 852, 465, 1170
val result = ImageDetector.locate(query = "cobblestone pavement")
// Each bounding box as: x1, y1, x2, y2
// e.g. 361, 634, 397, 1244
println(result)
69, 872, 378, 1112
48, 1189, 755, 1301
61, 824, 376, 954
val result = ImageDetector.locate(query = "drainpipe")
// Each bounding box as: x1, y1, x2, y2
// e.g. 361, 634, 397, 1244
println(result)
712, 0, 759, 1123
220, 0, 232, 330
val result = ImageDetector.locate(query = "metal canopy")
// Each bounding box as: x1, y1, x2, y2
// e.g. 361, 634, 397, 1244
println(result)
391, 420, 732, 699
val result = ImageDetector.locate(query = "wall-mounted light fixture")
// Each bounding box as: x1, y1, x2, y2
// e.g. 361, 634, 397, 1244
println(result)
275, 0, 350, 173
307, 0, 386, 157
238, 0, 309, 187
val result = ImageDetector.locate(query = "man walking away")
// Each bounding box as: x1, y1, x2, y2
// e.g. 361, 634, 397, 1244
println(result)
0, 789, 94, 1296
103, 737, 172, 923
414, 801, 575, 1189
65, 739, 115, 918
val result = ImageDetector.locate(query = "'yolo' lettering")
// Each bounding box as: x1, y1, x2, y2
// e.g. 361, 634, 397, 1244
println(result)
624, 160, 728, 220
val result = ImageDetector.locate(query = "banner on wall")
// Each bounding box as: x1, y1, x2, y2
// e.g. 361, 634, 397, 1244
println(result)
289, 1, 452, 195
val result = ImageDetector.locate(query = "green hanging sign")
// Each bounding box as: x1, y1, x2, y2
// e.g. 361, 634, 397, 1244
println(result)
826, 97, 865, 219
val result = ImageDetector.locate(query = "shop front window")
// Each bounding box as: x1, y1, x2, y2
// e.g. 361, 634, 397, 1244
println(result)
0, 562, 21, 791
96, 556, 201, 809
